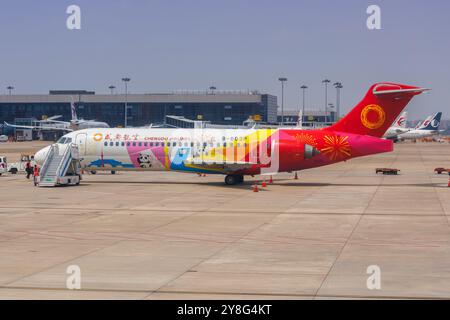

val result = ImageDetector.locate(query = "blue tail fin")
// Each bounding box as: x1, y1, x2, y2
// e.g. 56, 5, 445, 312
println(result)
419, 112, 442, 130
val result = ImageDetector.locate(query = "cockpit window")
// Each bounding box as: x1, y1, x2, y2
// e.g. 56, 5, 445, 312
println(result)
57, 137, 72, 144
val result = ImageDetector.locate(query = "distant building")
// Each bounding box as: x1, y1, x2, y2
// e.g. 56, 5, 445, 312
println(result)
0, 90, 277, 128
277, 110, 337, 127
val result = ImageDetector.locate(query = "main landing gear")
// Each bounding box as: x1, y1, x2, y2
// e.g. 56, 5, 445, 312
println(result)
224, 174, 244, 185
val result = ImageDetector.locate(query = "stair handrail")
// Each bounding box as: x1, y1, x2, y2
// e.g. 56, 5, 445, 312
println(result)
39, 144, 57, 179
54, 143, 73, 178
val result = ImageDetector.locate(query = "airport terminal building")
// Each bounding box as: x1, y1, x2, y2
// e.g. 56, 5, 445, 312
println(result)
0, 90, 278, 129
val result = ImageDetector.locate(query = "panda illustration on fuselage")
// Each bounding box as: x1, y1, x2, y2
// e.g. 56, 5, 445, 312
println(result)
137, 153, 152, 168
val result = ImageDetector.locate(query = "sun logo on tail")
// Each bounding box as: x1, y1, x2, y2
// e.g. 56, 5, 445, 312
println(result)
361, 104, 385, 130
321, 135, 351, 160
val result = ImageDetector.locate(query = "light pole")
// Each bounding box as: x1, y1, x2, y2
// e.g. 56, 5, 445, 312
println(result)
322, 79, 331, 123
300, 85, 308, 127
108, 85, 116, 95
209, 86, 216, 95
6, 86, 14, 95
333, 82, 343, 122
278, 77, 287, 125
121, 78, 130, 127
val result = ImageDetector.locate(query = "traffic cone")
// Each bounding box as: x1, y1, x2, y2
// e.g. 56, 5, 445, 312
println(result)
262, 180, 267, 188
294, 172, 298, 180
252, 184, 259, 192
269, 176, 273, 184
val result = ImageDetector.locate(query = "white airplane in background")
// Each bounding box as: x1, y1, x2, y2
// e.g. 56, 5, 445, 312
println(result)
397, 112, 442, 140
4, 102, 109, 132
383, 111, 409, 140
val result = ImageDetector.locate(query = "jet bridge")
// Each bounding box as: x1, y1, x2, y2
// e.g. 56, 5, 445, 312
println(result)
38, 143, 82, 187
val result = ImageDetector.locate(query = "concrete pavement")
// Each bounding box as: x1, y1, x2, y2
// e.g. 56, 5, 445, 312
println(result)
0, 141, 449, 299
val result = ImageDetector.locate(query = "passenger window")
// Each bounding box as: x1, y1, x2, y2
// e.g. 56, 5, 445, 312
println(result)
138, 142, 142, 147
127, 142, 131, 146
116, 142, 119, 147
121, 142, 125, 147
144, 142, 148, 147
104, 141, 108, 146
167, 142, 171, 147
109, 142, 114, 146
150, 142, 154, 147
155, 142, 159, 146
132, 142, 136, 147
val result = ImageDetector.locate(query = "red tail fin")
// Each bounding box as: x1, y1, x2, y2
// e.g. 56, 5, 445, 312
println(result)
325, 83, 428, 137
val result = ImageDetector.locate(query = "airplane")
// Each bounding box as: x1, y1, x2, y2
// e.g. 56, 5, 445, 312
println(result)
414, 115, 431, 129
35, 83, 427, 185
383, 111, 409, 140
397, 112, 442, 140
4, 101, 109, 132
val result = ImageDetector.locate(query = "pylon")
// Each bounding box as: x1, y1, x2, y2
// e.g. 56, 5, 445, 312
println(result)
294, 172, 298, 180
269, 176, 273, 184
262, 180, 267, 188
252, 184, 259, 192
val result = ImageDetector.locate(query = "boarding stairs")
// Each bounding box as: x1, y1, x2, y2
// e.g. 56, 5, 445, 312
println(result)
39, 143, 81, 187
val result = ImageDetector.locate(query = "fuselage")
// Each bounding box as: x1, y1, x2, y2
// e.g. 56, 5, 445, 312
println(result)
397, 129, 439, 140
383, 127, 410, 139
35, 127, 393, 176
71, 120, 110, 130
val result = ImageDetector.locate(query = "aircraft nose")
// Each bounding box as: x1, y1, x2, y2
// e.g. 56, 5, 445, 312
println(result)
35, 146, 50, 166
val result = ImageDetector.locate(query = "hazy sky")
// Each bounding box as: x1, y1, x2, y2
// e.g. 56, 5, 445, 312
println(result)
0, 0, 449, 120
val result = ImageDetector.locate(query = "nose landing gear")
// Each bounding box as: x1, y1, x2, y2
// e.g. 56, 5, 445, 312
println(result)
224, 174, 244, 185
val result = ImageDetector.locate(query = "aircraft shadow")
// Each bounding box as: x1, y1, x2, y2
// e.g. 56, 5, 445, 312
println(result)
82, 180, 442, 188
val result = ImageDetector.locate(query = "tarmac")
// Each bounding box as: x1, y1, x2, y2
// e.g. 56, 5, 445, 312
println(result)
0, 140, 449, 299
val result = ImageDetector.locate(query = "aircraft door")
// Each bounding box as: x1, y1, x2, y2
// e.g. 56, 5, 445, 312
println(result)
75, 133, 87, 156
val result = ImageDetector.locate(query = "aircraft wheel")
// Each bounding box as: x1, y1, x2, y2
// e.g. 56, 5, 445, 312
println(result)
91, 170, 97, 175
225, 174, 241, 185
111, 171, 116, 175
